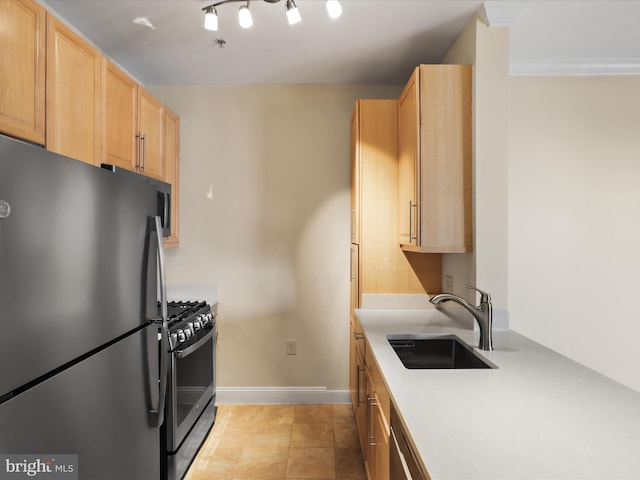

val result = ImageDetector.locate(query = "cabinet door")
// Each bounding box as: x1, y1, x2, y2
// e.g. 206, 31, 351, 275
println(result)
350, 104, 360, 244
349, 320, 358, 411
349, 313, 364, 414
0, 0, 45, 144
163, 108, 180, 247
46, 15, 102, 166
350, 243, 359, 313
398, 68, 419, 247
103, 60, 137, 171
419, 65, 472, 253
137, 88, 164, 180
356, 343, 367, 457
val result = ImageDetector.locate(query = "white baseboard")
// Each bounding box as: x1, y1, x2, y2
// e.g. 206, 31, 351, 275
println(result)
216, 387, 350, 405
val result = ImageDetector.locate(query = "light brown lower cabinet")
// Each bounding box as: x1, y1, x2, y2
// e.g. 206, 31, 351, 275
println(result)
368, 389, 390, 480
353, 332, 431, 480
352, 330, 390, 480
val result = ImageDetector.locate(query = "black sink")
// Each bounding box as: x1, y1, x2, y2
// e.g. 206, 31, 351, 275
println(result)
387, 335, 495, 369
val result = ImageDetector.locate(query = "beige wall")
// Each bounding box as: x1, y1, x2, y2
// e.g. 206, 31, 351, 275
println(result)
149, 84, 401, 398
442, 17, 510, 322
509, 76, 640, 392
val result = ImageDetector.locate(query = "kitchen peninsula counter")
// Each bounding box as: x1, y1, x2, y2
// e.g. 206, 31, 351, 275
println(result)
357, 308, 640, 480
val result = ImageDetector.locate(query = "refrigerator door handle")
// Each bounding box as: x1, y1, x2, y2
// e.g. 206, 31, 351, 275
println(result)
149, 215, 168, 428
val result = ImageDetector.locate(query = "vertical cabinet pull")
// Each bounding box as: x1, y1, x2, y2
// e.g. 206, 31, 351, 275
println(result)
391, 426, 415, 480
367, 395, 379, 447
141, 133, 147, 171
356, 364, 362, 406
409, 200, 418, 242
136, 132, 142, 169
136, 132, 147, 172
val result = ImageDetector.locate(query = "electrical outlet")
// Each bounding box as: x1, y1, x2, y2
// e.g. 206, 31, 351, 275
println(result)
286, 340, 297, 355
445, 275, 454, 293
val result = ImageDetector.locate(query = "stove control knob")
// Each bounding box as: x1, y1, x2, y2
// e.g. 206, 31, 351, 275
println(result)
177, 329, 186, 343
185, 324, 194, 339
193, 320, 202, 331
170, 333, 178, 348
199, 314, 208, 326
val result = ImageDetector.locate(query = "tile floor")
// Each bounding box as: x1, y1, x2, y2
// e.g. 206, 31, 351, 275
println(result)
184, 404, 367, 480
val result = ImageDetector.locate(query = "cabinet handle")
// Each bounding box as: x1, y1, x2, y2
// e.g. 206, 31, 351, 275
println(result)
366, 394, 372, 449
390, 426, 415, 480
409, 200, 418, 242
401, 427, 423, 478
354, 332, 364, 340
367, 395, 379, 447
141, 133, 147, 171
136, 132, 142, 170
356, 365, 361, 406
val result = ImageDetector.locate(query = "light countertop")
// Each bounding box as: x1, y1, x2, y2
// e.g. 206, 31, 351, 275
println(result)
357, 308, 640, 480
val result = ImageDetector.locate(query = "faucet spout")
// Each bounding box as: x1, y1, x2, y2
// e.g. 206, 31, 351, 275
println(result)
430, 286, 493, 351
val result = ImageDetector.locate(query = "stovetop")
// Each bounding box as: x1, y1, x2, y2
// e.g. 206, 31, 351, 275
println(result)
166, 300, 208, 325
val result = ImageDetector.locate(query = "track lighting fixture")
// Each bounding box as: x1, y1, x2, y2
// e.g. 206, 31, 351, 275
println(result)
202, 0, 341, 31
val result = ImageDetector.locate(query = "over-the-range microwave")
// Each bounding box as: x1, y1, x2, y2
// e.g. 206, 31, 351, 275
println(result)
101, 163, 171, 237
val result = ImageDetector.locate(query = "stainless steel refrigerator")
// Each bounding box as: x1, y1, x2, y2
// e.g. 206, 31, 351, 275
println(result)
0, 134, 169, 479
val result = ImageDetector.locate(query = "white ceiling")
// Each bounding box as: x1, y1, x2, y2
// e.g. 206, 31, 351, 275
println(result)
40, 0, 640, 85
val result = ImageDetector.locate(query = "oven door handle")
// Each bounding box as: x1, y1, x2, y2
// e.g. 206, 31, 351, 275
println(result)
148, 215, 168, 428
175, 327, 215, 359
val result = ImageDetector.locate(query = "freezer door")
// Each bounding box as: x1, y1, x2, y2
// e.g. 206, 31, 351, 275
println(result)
0, 325, 161, 480
0, 134, 159, 397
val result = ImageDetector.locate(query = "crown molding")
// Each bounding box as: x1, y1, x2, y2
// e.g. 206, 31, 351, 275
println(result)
479, 1, 530, 27
510, 58, 640, 76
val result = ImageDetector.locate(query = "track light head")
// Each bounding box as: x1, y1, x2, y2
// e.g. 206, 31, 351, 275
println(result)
285, 0, 301, 25
326, 0, 342, 19
204, 6, 218, 31
238, 3, 253, 28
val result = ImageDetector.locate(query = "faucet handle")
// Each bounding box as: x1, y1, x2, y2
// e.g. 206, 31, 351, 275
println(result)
465, 285, 492, 304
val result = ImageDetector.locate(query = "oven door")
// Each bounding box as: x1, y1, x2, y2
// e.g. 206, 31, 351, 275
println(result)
166, 323, 216, 453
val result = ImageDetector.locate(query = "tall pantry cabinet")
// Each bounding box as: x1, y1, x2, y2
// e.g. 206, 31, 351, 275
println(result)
350, 100, 439, 306
349, 100, 441, 480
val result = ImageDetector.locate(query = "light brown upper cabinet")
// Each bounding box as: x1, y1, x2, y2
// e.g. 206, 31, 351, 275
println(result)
137, 88, 164, 180
103, 59, 138, 171
103, 64, 166, 181
163, 108, 180, 247
398, 65, 472, 253
0, 0, 46, 145
46, 15, 102, 166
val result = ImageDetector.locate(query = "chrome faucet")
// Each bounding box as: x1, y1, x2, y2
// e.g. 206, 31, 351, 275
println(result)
430, 285, 493, 351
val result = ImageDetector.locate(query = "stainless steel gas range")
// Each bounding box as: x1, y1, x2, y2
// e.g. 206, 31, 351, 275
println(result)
161, 300, 218, 480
